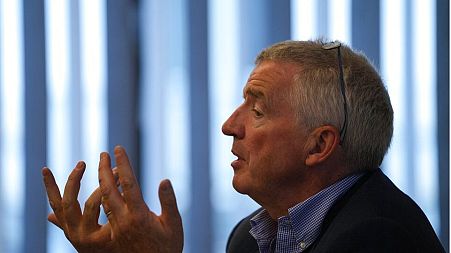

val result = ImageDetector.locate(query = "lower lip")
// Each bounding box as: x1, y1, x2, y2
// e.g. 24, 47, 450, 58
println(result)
231, 159, 244, 169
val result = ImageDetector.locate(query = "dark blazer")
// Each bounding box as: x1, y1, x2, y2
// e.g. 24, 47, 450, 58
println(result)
226, 169, 445, 253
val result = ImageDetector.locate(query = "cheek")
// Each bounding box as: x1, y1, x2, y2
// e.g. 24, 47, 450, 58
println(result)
246, 131, 279, 171
248, 127, 305, 170
247, 130, 269, 158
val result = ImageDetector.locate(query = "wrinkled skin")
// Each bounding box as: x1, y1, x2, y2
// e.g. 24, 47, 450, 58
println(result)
42, 146, 184, 253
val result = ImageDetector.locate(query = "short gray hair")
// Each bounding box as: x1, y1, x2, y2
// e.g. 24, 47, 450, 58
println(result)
256, 40, 393, 171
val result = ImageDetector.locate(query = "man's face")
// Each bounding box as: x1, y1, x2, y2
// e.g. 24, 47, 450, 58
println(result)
222, 60, 310, 202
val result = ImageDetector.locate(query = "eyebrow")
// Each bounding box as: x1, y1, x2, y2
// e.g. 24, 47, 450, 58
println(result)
243, 86, 265, 100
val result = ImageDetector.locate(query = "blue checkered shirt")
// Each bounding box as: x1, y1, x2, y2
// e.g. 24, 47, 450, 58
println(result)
249, 174, 362, 253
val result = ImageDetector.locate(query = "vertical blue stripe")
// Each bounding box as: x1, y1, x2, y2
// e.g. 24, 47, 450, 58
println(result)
106, 0, 140, 178
68, 0, 82, 164
436, 0, 449, 249
351, 0, 380, 70
240, 0, 291, 67
316, 0, 328, 38
188, 0, 212, 252
23, 0, 47, 252
267, 0, 292, 45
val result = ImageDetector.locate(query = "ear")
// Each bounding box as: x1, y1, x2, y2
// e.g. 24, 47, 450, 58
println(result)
304, 126, 340, 167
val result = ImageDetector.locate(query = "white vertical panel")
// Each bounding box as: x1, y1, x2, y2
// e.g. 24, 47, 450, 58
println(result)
381, 0, 408, 191
45, 0, 75, 252
140, 0, 164, 211
79, 0, 107, 200
45, 0, 71, 190
411, 0, 439, 231
0, 0, 24, 252
163, 68, 190, 212
328, 0, 351, 44
209, 0, 240, 212
291, 0, 317, 40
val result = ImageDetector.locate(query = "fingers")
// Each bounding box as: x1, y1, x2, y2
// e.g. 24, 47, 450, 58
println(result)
158, 179, 182, 228
62, 161, 85, 228
98, 152, 124, 221
113, 146, 146, 211
82, 187, 103, 231
42, 167, 65, 225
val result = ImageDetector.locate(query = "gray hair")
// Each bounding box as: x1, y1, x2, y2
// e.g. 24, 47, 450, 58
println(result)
256, 40, 393, 171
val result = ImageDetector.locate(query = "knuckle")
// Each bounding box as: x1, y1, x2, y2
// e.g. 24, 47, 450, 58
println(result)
100, 184, 112, 196
83, 200, 97, 212
120, 177, 135, 191
61, 199, 75, 210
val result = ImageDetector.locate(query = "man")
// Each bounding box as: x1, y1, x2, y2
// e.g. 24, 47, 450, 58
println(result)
43, 40, 444, 252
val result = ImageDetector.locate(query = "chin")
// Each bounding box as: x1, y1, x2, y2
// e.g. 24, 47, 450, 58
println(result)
231, 175, 250, 195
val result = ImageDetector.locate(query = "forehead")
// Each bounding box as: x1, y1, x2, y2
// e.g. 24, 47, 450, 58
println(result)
243, 60, 299, 98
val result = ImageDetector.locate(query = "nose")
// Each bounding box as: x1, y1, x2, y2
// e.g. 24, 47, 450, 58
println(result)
222, 108, 244, 139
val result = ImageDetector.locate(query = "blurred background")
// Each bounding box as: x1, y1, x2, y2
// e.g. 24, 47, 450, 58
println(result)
0, 0, 448, 252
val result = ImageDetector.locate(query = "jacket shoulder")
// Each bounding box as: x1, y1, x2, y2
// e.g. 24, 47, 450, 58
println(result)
311, 169, 445, 253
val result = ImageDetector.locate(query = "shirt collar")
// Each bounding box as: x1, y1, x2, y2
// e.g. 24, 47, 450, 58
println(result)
249, 173, 363, 252
287, 173, 363, 249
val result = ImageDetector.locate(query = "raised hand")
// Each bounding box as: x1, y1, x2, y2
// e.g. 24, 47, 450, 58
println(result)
42, 162, 115, 253
98, 146, 184, 253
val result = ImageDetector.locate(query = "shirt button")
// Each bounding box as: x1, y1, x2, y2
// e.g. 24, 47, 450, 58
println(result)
299, 242, 306, 249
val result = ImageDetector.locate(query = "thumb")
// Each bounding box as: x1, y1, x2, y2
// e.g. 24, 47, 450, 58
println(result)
158, 179, 182, 226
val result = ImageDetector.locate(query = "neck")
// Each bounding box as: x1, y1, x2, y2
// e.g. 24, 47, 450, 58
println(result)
257, 166, 350, 220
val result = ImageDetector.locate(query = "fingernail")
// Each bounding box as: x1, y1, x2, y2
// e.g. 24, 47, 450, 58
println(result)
161, 180, 172, 193
114, 145, 122, 155
42, 167, 49, 176
76, 161, 85, 169
100, 152, 109, 160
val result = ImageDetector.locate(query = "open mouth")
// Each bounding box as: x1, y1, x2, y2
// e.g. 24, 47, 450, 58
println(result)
231, 150, 245, 169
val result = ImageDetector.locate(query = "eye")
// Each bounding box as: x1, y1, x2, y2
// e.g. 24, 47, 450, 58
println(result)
252, 107, 263, 118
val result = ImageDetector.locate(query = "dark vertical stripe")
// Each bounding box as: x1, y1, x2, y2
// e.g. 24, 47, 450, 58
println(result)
188, 0, 211, 252
239, 0, 267, 65
69, 0, 82, 162
351, 0, 380, 70
23, 0, 47, 252
106, 0, 140, 179
240, 0, 291, 66
316, 0, 328, 38
267, 0, 291, 44
436, 0, 449, 250
404, 0, 416, 197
